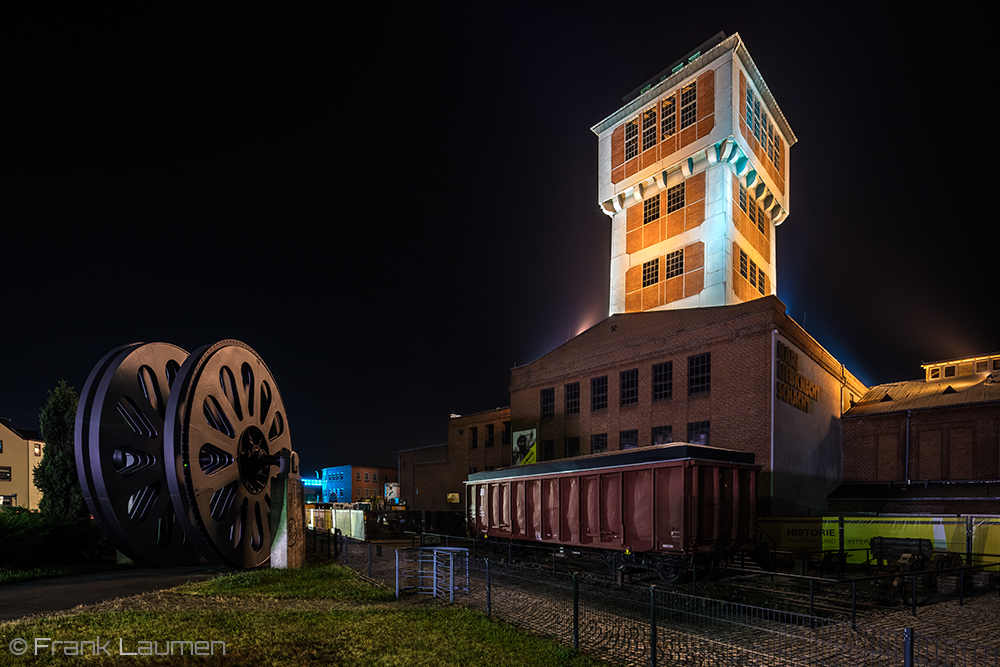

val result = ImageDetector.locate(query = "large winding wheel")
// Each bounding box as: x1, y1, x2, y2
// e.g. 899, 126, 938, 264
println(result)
74, 342, 200, 565
164, 340, 291, 569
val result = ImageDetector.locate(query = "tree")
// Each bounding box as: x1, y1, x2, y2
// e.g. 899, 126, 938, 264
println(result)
33, 381, 89, 521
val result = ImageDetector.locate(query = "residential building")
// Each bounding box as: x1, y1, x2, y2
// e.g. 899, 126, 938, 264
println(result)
0, 418, 45, 509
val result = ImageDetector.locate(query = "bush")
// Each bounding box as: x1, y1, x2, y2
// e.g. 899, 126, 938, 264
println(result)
0, 506, 110, 571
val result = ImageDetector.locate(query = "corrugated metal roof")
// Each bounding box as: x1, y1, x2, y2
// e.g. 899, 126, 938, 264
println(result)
844, 373, 1000, 416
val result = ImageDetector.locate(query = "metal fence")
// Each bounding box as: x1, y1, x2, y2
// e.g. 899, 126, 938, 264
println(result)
318, 532, 998, 667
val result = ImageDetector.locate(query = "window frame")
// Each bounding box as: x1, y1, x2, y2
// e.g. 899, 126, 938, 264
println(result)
652, 361, 673, 401
620, 369, 639, 406
540, 387, 555, 419
642, 259, 659, 288
590, 433, 608, 454
591, 376, 608, 411
565, 382, 580, 415
688, 353, 711, 396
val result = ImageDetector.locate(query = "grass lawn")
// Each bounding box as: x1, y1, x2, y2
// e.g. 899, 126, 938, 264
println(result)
0, 563, 607, 667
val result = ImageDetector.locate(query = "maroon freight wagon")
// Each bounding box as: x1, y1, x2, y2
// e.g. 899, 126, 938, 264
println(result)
466, 443, 760, 579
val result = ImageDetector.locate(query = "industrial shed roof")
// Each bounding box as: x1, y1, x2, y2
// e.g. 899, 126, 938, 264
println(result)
843, 373, 1000, 417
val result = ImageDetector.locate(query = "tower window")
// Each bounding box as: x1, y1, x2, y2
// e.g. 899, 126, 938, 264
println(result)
642, 108, 657, 151
666, 183, 685, 213
680, 82, 697, 129
758, 270, 765, 295
652, 425, 672, 445
620, 429, 639, 450
625, 120, 639, 161
565, 382, 580, 415
643, 196, 659, 225
664, 249, 683, 280
540, 388, 555, 419
740, 249, 748, 278
652, 361, 672, 401
739, 183, 747, 213
688, 353, 711, 396
687, 421, 710, 446
757, 205, 766, 234
620, 369, 638, 406
660, 97, 676, 138
591, 376, 608, 411
642, 259, 659, 287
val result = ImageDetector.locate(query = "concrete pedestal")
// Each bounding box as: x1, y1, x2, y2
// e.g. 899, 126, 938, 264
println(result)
270, 453, 306, 569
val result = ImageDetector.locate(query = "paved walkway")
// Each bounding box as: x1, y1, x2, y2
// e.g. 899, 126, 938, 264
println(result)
0, 566, 221, 622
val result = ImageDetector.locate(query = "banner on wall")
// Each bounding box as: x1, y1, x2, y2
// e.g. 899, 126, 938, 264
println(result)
760, 516, 999, 568
512, 428, 537, 466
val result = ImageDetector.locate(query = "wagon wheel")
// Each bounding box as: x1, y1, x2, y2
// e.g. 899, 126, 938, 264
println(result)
164, 340, 292, 569
74, 342, 200, 566
655, 559, 688, 585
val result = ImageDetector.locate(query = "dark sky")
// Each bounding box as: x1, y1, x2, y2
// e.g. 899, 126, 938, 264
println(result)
4, 7, 994, 473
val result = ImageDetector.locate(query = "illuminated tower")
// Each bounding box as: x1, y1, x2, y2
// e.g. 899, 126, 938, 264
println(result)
591, 32, 795, 314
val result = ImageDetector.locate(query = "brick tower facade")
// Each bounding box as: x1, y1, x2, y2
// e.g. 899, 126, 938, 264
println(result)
591, 32, 795, 315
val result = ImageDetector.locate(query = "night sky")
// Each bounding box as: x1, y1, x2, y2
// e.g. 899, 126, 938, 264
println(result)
4, 7, 994, 474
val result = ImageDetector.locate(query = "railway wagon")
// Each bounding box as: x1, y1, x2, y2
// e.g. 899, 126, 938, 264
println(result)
466, 444, 760, 573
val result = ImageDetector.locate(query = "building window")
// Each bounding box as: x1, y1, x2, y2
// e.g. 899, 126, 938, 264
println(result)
680, 82, 697, 129
373, 473, 378, 482
0, 440, 3, 454
944, 366, 956, 378
642, 107, 657, 151
502, 421, 511, 445
976, 360, 987, 373
687, 421, 710, 446
620, 429, 638, 450
540, 440, 555, 461
749, 260, 757, 288
566, 437, 580, 458
0, 466, 10, 482
746, 87, 755, 136
590, 434, 608, 454
469, 467, 478, 474
643, 196, 660, 225
365, 473, 369, 482
664, 250, 683, 280
541, 388, 555, 419
625, 119, 639, 161
757, 269, 765, 295
993, 359, 1000, 371
652, 425, 672, 446
757, 205, 766, 235
740, 249, 748, 278
356, 472, 361, 481
652, 361, 672, 401
739, 183, 747, 213
661, 97, 676, 138
642, 259, 659, 287
666, 182, 685, 213
748, 197, 756, 225
620, 369, 638, 406
565, 383, 580, 415
929, 368, 941, 379
591, 376, 608, 411
470, 426, 478, 448
688, 353, 711, 396
485, 424, 495, 447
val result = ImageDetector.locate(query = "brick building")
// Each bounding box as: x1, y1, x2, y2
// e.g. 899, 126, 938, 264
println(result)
0, 418, 44, 509
831, 353, 1000, 514
312, 464, 397, 504
591, 32, 794, 315
399, 408, 510, 511
509, 297, 867, 516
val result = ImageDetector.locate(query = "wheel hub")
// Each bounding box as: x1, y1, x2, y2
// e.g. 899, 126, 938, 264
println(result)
237, 425, 271, 495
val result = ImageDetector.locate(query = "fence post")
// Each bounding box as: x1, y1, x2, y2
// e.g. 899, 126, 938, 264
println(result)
395, 549, 400, 599
851, 581, 857, 630
344, 538, 349, 566
486, 559, 492, 617
838, 515, 845, 578
449, 552, 455, 604
966, 515, 973, 566
903, 627, 914, 667
573, 572, 579, 651
369, 542, 373, 579
649, 585, 657, 667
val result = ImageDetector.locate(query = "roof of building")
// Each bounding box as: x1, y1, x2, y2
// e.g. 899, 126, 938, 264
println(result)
0, 417, 41, 441
591, 32, 797, 146
843, 373, 1000, 417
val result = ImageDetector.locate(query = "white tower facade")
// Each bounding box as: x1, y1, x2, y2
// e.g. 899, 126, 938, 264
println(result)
591, 33, 796, 314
